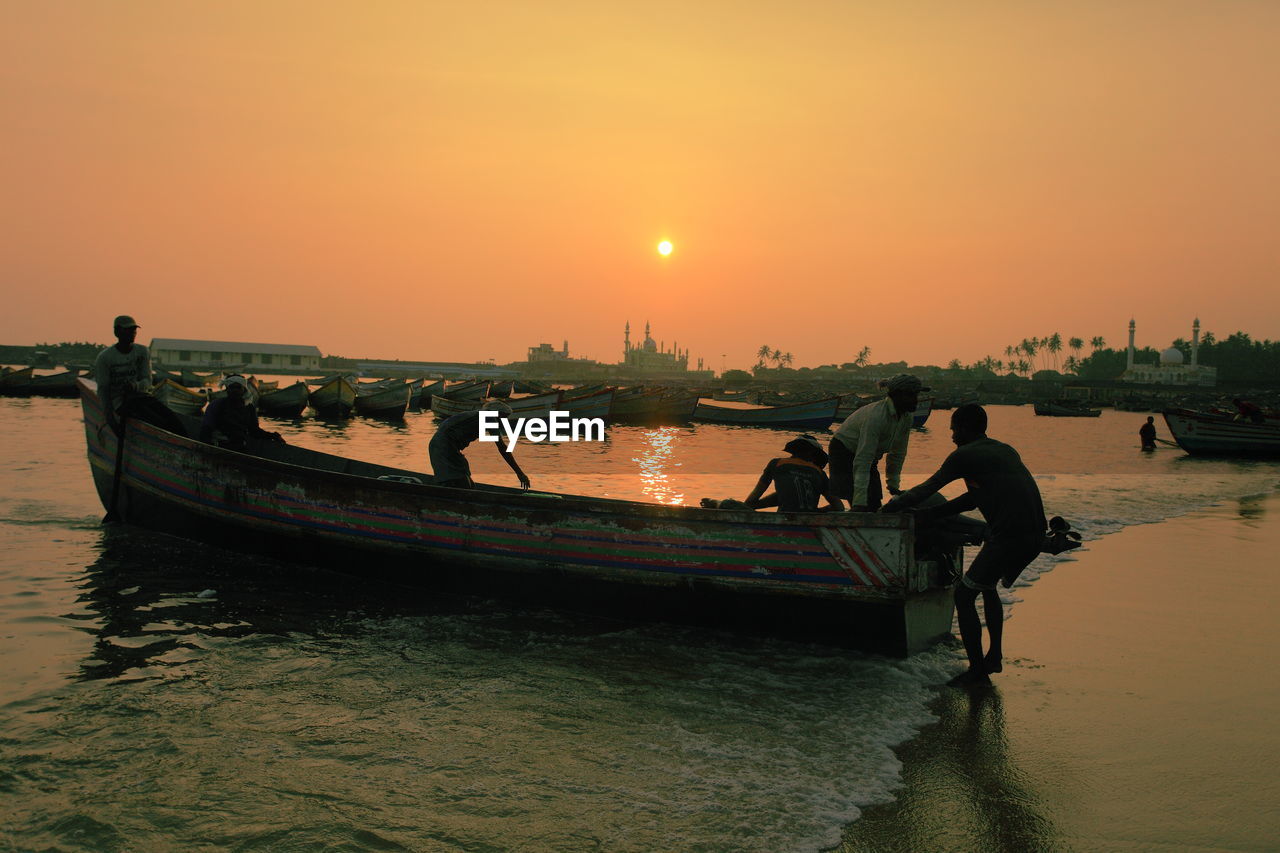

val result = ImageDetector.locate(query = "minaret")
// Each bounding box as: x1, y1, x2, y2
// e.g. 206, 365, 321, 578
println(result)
562, 340, 568, 357
1192, 318, 1200, 366
1127, 319, 1136, 370
624, 321, 631, 355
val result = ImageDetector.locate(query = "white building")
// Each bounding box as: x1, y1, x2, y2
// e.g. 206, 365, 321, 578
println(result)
150, 338, 322, 371
1121, 319, 1217, 386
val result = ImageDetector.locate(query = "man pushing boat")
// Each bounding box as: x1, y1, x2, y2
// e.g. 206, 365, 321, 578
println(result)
429, 400, 531, 491
883, 403, 1046, 687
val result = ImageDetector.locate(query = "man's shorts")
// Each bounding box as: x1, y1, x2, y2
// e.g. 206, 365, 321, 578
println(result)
961, 537, 1042, 591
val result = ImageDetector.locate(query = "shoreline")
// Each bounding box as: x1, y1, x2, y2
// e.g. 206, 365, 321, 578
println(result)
837, 490, 1280, 851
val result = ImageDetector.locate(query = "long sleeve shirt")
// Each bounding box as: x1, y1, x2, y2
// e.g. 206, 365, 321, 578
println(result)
832, 398, 911, 505
93, 343, 152, 415
892, 436, 1046, 542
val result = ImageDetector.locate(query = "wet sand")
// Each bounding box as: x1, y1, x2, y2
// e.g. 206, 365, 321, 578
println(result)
839, 491, 1280, 852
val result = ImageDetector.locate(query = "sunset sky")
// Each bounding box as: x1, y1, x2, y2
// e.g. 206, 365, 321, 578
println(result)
4, 1, 1277, 370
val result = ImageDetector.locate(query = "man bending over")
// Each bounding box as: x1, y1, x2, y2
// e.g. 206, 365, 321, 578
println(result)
883, 403, 1045, 687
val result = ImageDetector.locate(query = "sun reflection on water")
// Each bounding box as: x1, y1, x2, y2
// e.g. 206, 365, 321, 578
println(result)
634, 427, 685, 505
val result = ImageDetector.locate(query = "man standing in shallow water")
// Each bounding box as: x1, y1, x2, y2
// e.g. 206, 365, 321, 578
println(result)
883, 404, 1046, 687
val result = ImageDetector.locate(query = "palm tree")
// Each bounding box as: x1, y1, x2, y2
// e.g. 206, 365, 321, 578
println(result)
1068, 336, 1083, 363
1047, 333, 1063, 371
782, 352, 794, 368
1090, 335, 1106, 351
1021, 339, 1038, 373
855, 346, 871, 368
1063, 355, 1079, 375
756, 344, 771, 370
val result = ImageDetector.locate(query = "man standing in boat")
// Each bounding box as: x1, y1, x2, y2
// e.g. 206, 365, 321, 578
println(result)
92, 314, 183, 436
828, 374, 926, 512
883, 404, 1046, 688
429, 400, 531, 491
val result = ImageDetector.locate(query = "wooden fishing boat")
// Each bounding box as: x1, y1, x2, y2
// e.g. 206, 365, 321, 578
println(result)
1033, 400, 1102, 417
441, 379, 491, 401
257, 380, 310, 418
1162, 408, 1280, 456
77, 378, 959, 655
354, 381, 412, 419
418, 379, 446, 407
693, 398, 840, 429
611, 389, 700, 425
430, 389, 609, 422
152, 378, 207, 415
7, 369, 82, 398
308, 375, 357, 418
0, 366, 36, 394
404, 378, 425, 409
712, 389, 761, 403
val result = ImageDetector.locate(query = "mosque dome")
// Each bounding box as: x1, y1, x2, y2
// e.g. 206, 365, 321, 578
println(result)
1159, 346, 1185, 365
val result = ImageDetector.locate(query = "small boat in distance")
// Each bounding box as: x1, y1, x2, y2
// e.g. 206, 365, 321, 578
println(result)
308, 375, 357, 418
152, 378, 207, 416
693, 398, 841, 429
257, 381, 310, 418
354, 381, 412, 419
1034, 400, 1102, 417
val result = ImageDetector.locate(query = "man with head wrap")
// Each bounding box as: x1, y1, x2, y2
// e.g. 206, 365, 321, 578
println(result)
429, 399, 531, 490
828, 373, 927, 512
199, 375, 285, 451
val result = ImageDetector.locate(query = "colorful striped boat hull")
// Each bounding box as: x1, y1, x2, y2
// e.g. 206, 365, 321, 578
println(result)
78, 379, 957, 655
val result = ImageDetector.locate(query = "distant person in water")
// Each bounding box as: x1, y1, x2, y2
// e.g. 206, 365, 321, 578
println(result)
829, 374, 927, 512
702, 435, 843, 512
93, 314, 186, 436
200, 375, 285, 451
1139, 416, 1158, 450
1232, 398, 1265, 424
883, 404, 1046, 688
429, 400, 531, 490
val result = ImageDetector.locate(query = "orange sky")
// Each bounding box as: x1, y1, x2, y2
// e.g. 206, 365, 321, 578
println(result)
3, 1, 1277, 370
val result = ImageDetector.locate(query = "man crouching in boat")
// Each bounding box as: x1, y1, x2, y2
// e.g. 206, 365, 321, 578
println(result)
429, 400, 531, 491
701, 435, 843, 512
199, 375, 286, 451
883, 404, 1045, 688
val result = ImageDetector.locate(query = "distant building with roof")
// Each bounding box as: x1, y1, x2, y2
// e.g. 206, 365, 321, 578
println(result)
1120, 319, 1217, 386
150, 338, 322, 371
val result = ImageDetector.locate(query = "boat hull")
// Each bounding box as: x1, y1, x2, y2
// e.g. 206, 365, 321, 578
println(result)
78, 378, 957, 655
354, 383, 411, 419
308, 376, 356, 418
693, 398, 840, 428
1162, 408, 1280, 456
256, 381, 309, 418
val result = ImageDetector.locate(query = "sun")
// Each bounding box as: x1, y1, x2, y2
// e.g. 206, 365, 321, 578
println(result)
657, 240, 673, 257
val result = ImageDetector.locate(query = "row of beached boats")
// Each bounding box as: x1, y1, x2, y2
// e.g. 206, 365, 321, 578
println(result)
0, 366, 81, 397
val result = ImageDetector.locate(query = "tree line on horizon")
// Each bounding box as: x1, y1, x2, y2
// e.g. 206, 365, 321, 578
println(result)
749, 329, 1280, 382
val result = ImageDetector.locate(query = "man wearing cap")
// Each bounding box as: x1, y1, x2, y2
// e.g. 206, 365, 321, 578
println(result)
429, 400, 531, 491
828, 374, 927, 513
93, 315, 153, 435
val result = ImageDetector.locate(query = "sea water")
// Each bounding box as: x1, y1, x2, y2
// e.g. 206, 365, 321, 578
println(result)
2, 394, 1277, 852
